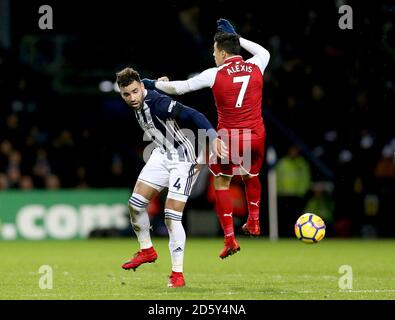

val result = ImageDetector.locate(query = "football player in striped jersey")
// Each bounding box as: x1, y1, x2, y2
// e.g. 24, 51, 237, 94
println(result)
116, 67, 227, 287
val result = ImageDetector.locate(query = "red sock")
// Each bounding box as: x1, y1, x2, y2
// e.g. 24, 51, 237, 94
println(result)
243, 176, 261, 221
215, 189, 234, 237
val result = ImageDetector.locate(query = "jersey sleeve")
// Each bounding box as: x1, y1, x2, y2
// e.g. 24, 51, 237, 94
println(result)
151, 95, 216, 141
170, 102, 218, 142
150, 95, 178, 121
155, 68, 217, 95
241, 37, 270, 74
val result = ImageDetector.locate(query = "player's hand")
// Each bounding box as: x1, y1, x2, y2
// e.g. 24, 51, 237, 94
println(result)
157, 76, 169, 82
217, 18, 237, 35
142, 78, 156, 89
211, 138, 228, 159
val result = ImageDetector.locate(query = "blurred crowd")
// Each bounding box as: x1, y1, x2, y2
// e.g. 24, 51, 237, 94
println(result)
0, 0, 394, 236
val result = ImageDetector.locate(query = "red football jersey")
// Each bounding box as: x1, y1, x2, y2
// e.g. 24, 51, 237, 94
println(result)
155, 37, 270, 141
211, 55, 265, 140
154, 37, 270, 174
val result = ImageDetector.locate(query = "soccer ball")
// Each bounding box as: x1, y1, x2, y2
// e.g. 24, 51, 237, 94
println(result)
294, 213, 326, 244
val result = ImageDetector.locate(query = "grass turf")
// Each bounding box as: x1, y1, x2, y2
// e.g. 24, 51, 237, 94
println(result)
1, 238, 394, 300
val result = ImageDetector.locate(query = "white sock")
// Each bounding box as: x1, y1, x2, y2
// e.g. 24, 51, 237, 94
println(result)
164, 209, 185, 273
128, 193, 152, 249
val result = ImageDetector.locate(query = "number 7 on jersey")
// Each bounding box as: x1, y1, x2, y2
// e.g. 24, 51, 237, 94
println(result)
233, 75, 251, 108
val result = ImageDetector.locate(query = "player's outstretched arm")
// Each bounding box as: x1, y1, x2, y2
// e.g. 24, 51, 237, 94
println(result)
153, 68, 217, 96
217, 18, 270, 71
239, 37, 270, 69
170, 103, 228, 159
142, 77, 195, 95
154, 79, 190, 95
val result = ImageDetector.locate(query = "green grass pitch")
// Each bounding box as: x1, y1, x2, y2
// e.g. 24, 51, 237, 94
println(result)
1, 238, 394, 300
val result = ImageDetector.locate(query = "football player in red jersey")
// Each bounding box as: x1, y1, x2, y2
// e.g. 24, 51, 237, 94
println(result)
143, 19, 270, 259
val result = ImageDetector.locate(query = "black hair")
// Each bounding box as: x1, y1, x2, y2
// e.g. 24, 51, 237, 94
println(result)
214, 32, 241, 55
116, 67, 141, 87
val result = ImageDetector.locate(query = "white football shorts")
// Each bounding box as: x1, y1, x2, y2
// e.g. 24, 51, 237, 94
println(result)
137, 148, 201, 202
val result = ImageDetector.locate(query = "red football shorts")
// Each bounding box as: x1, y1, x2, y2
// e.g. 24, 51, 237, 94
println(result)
209, 135, 265, 176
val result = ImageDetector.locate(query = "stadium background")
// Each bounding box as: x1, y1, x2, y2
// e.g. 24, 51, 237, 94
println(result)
0, 0, 394, 240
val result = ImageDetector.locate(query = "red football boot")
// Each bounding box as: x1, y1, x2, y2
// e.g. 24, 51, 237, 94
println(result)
122, 247, 158, 271
219, 236, 240, 259
242, 219, 261, 237
167, 271, 185, 288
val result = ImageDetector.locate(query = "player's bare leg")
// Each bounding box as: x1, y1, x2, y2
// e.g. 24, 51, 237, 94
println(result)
241, 174, 261, 237
122, 181, 160, 271
164, 197, 187, 288
214, 175, 240, 259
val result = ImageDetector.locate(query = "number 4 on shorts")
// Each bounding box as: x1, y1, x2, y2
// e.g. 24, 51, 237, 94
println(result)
173, 178, 181, 191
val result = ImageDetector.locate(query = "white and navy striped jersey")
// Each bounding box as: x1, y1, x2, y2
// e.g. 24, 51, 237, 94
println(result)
134, 89, 217, 163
